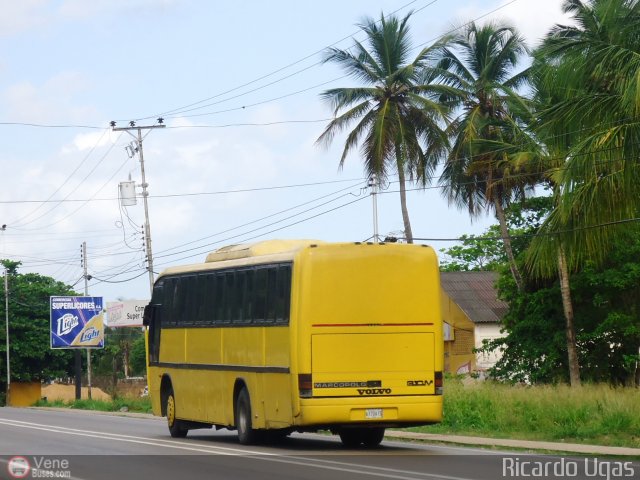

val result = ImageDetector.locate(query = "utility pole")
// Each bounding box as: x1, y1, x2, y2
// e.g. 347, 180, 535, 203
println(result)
369, 175, 379, 244
82, 241, 92, 400
4, 268, 10, 406
111, 120, 165, 296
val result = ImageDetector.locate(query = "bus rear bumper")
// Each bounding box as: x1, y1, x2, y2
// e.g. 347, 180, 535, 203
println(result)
295, 395, 442, 428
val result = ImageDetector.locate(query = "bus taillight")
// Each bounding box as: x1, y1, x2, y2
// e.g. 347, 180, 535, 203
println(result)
435, 371, 443, 395
298, 373, 312, 398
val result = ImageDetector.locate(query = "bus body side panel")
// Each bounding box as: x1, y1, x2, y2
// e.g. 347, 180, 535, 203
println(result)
263, 327, 293, 428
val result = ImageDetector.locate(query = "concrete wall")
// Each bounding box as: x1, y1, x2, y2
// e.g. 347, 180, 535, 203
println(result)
474, 323, 504, 371
9, 382, 42, 407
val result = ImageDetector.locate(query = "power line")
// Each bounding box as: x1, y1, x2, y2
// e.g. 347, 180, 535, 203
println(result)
139, 0, 517, 121
11, 133, 124, 229
411, 216, 640, 243
0, 177, 365, 204
0, 122, 103, 129
155, 194, 370, 266
133, 0, 431, 122
9, 128, 110, 227
0, 1, 522, 132
153, 183, 365, 254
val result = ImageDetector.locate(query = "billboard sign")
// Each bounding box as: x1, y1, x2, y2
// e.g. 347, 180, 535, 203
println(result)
106, 300, 148, 327
50, 296, 105, 349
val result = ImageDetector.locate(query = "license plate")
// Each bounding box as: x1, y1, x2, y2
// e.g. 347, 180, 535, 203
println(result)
365, 408, 383, 419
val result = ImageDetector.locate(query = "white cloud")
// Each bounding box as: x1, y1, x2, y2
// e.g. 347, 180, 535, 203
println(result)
66, 130, 113, 153
57, 0, 178, 20
0, 0, 48, 36
2, 71, 96, 123
0, 0, 179, 36
453, 0, 572, 48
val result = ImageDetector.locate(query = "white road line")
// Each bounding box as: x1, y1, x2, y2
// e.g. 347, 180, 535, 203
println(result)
0, 418, 478, 480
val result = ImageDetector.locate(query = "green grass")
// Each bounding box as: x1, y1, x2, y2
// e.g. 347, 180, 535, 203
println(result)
408, 379, 640, 448
34, 396, 152, 414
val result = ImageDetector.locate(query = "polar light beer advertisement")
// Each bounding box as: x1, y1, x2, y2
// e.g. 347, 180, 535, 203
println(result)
50, 296, 105, 349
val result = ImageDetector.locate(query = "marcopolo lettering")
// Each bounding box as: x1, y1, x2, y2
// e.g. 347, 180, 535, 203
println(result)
315, 382, 367, 389
314, 380, 382, 389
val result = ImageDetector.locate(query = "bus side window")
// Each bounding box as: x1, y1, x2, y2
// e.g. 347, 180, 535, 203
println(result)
254, 268, 268, 323
173, 277, 185, 326
233, 270, 247, 325
163, 278, 176, 327
242, 269, 255, 324
203, 273, 216, 326
183, 275, 197, 326
148, 281, 163, 363
277, 265, 292, 325
266, 267, 278, 323
223, 271, 235, 324
214, 272, 225, 325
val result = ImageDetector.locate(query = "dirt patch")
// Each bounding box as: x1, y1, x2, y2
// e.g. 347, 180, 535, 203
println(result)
42, 384, 111, 402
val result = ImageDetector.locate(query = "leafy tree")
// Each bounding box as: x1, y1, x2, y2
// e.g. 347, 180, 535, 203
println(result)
439, 229, 506, 272
432, 21, 536, 290
0, 261, 78, 395
439, 197, 552, 272
317, 11, 450, 243
129, 335, 146, 377
480, 227, 640, 385
439, 198, 552, 272
92, 327, 145, 393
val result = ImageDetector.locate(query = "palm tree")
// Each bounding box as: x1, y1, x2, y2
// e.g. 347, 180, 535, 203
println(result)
522, 73, 581, 385
316, 12, 450, 243
527, 0, 640, 385
531, 0, 640, 266
432, 21, 534, 291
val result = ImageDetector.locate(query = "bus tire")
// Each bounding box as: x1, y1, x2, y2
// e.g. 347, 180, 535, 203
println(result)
166, 389, 188, 438
361, 427, 385, 448
338, 428, 363, 448
235, 388, 258, 445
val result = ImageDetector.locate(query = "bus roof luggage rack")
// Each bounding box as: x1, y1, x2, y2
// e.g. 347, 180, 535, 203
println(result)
205, 239, 325, 262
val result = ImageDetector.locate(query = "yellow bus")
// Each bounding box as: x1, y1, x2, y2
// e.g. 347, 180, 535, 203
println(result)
144, 240, 443, 447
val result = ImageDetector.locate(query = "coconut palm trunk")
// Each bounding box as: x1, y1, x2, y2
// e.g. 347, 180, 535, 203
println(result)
397, 165, 413, 243
493, 198, 524, 291
557, 243, 581, 386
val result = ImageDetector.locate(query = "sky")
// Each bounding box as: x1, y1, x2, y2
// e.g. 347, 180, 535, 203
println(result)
0, 0, 571, 302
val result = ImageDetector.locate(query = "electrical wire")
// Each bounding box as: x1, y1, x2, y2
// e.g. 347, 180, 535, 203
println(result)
9, 128, 110, 227
155, 194, 370, 266
410, 216, 640, 243
11, 133, 124, 230
0, 176, 365, 204
133, 0, 430, 122
153, 181, 366, 256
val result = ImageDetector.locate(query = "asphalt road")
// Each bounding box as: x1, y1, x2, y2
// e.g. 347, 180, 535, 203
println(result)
0, 408, 637, 480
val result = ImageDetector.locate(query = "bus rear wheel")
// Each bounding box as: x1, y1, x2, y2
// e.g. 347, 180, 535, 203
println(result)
235, 388, 258, 445
166, 389, 188, 438
338, 428, 363, 448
